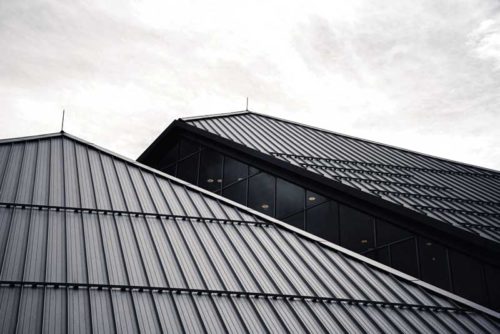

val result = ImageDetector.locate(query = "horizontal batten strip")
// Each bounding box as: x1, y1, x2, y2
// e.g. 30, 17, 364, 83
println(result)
0, 202, 268, 227
272, 152, 499, 179
370, 190, 500, 207
0, 280, 468, 314
301, 164, 413, 178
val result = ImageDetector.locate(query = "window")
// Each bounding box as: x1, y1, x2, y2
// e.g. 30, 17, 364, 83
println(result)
179, 139, 199, 159
162, 164, 176, 177
339, 205, 374, 252
176, 153, 199, 185
248, 173, 275, 216
223, 157, 248, 187
306, 201, 339, 244
485, 265, 500, 310
390, 238, 419, 277
283, 211, 305, 229
306, 190, 327, 208
450, 251, 487, 305
376, 219, 412, 247
222, 180, 247, 206
198, 149, 223, 191
158, 143, 178, 169
418, 237, 450, 289
276, 178, 304, 219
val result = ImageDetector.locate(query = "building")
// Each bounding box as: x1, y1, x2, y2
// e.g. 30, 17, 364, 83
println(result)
0, 128, 498, 332
139, 111, 500, 311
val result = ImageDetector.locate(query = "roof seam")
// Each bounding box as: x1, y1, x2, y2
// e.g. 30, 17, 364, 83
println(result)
0, 280, 471, 313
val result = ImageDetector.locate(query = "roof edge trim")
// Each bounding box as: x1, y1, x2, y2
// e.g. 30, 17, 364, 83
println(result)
0, 132, 63, 144
180, 110, 250, 122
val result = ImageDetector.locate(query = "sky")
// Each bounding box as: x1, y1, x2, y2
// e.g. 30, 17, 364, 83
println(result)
0, 0, 499, 170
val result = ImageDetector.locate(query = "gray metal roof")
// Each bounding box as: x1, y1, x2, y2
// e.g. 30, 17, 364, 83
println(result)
0, 132, 499, 333
183, 111, 500, 244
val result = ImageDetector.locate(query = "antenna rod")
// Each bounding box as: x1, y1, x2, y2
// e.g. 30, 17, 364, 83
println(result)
61, 109, 65, 132
246, 97, 249, 111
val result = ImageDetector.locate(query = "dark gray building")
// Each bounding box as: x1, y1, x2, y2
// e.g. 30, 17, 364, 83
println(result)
0, 130, 498, 332
139, 111, 500, 312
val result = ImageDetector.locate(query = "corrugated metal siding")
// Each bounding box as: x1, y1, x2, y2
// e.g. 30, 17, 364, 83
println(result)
185, 112, 500, 242
1, 287, 500, 334
0, 133, 499, 333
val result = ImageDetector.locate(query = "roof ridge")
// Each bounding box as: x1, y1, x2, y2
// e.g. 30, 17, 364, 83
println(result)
186, 110, 500, 175
180, 110, 251, 122
0, 132, 63, 144
3, 131, 498, 318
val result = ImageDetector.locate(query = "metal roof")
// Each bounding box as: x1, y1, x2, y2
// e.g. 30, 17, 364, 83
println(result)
0, 132, 499, 333
182, 111, 500, 244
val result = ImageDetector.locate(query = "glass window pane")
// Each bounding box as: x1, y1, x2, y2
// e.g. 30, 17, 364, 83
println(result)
283, 211, 305, 230
223, 157, 248, 187
248, 173, 275, 216
485, 265, 500, 310
375, 247, 391, 266
276, 178, 305, 219
162, 164, 176, 177
306, 201, 339, 244
418, 237, 450, 290
199, 149, 223, 191
306, 190, 327, 208
339, 205, 374, 252
249, 166, 259, 176
391, 238, 418, 277
450, 251, 487, 305
376, 219, 412, 247
179, 139, 199, 159
176, 153, 199, 185
222, 180, 247, 206
159, 143, 178, 169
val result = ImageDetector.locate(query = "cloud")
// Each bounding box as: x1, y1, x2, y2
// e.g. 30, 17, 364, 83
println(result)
0, 0, 499, 170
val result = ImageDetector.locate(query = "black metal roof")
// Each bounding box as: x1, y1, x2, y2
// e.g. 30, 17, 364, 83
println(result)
178, 111, 500, 245
0, 132, 499, 333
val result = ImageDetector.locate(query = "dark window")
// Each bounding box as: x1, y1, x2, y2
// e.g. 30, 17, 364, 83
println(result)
283, 211, 305, 230
198, 149, 223, 191
162, 164, 177, 177
223, 157, 248, 187
158, 143, 178, 169
176, 153, 199, 185
339, 205, 374, 252
374, 247, 391, 266
248, 173, 275, 216
179, 139, 199, 159
376, 219, 412, 247
306, 201, 339, 244
276, 178, 304, 219
222, 180, 247, 206
485, 265, 500, 310
390, 238, 419, 277
450, 251, 487, 305
418, 237, 450, 289
249, 165, 259, 177
306, 190, 327, 208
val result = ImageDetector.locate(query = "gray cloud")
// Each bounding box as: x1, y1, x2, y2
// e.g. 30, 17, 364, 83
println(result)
0, 0, 499, 169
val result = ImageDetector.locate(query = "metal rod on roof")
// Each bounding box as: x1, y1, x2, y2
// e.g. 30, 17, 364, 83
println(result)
61, 109, 65, 132
246, 97, 249, 111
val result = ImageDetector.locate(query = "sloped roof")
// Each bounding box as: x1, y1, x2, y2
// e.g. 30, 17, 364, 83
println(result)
0, 132, 499, 333
181, 111, 500, 244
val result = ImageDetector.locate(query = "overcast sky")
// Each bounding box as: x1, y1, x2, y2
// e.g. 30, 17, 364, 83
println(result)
1, 0, 499, 169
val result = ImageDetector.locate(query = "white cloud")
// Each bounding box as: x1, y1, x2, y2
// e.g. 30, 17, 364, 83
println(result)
0, 0, 499, 169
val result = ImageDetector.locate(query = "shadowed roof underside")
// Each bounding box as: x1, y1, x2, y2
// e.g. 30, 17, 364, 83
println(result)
0, 132, 498, 333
